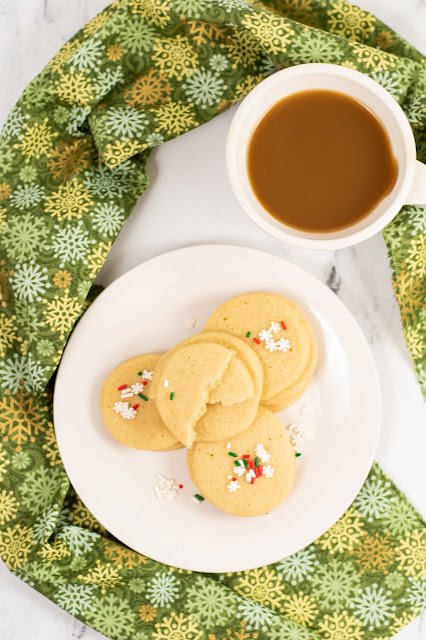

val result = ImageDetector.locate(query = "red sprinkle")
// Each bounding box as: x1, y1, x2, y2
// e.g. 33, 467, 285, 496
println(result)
259, 465, 263, 476
242, 455, 250, 459
132, 404, 139, 410
255, 467, 260, 477
143, 381, 148, 385
179, 484, 183, 489
117, 384, 127, 390
253, 338, 261, 345
232, 477, 236, 481
281, 321, 287, 330
250, 477, 255, 484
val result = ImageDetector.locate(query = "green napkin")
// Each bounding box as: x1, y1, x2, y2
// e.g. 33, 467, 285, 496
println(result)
0, 1, 425, 639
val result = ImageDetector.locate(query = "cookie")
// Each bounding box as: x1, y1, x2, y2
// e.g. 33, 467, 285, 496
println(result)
152, 332, 263, 443
263, 329, 318, 411
184, 332, 263, 442
209, 354, 254, 406
150, 342, 235, 448
203, 292, 316, 404
187, 407, 296, 517
100, 354, 182, 451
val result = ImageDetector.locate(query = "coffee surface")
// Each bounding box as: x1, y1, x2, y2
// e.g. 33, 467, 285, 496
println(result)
247, 90, 398, 233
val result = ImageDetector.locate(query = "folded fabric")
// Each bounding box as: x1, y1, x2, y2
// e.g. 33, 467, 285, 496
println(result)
0, 1, 425, 640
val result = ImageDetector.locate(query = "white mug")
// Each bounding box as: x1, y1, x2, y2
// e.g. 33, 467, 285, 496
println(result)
226, 63, 426, 250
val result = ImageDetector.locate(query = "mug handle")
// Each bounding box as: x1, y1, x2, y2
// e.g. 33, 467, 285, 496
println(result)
406, 160, 426, 205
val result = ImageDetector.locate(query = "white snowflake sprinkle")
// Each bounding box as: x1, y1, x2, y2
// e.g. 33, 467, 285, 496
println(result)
288, 423, 315, 453
265, 341, 278, 352
233, 465, 245, 477
276, 338, 291, 352
290, 434, 306, 453
154, 475, 180, 501
263, 465, 274, 478
131, 383, 144, 395
227, 480, 240, 493
142, 370, 153, 380
258, 329, 272, 342
121, 406, 137, 419
256, 321, 291, 354
113, 401, 128, 414
255, 444, 270, 464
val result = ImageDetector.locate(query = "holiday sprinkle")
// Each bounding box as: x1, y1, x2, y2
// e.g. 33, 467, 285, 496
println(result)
256, 321, 291, 353
226, 443, 274, 492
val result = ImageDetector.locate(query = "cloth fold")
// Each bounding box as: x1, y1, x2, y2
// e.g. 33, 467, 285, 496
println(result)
0, 1, 425, 639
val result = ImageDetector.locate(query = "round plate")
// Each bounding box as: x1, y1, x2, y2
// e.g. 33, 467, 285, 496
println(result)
54, 245, 380, 573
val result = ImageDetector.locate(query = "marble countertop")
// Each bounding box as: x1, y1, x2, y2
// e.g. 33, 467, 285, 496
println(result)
1, 0, 425, 639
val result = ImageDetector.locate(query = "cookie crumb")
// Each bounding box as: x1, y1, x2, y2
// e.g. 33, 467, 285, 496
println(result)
186, 317, 197, 329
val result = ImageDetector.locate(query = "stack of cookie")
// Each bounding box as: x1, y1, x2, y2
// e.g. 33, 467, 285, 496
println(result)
100, 293, 317, 516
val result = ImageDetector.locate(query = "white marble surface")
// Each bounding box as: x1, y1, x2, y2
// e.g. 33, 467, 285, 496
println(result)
1, 0, 425, 638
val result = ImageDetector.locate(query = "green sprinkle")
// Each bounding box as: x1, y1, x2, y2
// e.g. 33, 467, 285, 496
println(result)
194, 494, 204, 501
234, 460, 241, 467
295, 453, 301, 457
170, 392, 174, 400
243, 459, 248, 468
255, 457, 259, 466
138, 393, 148, 401
137, 371, 142, 376
228, 452, 237, 457
246, 331, 251, 338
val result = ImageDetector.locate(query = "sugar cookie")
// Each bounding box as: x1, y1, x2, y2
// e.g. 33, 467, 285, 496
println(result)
100, 354, 182, 451
263, 329, 318, 411
204, 292, 316, 404
150, 343, 235, 448
151, 332, 263, 443
187, 407, 296, 516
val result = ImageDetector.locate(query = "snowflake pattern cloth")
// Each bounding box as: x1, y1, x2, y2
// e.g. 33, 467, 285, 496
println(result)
0, 1, 425, 640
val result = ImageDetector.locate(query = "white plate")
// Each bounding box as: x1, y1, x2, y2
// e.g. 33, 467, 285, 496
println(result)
54, 245, 380, 573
